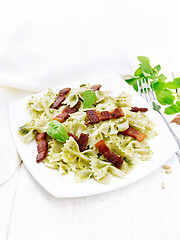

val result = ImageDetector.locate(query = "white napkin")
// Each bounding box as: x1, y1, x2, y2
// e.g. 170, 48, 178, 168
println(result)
0, 0, 176, 90
0, 87, 33, 185
0, 0, 178, 184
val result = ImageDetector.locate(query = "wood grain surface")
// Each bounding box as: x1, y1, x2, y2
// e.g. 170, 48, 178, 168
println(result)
1, 1, 180, 238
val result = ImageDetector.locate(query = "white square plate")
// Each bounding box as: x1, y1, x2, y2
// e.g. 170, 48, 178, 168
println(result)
9, 74, 178, 198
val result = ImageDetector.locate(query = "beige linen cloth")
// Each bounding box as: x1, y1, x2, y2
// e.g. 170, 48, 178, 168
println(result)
0, 0, 175, 185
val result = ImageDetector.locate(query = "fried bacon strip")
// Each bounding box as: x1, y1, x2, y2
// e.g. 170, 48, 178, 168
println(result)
68, 133, 78, 142
77, 133, 89, 152
68, 132, 89, 152
50, 87, 71, 109
110, 108, 124, 119
86, 110, 100, 124
100, 111, 110, 121
50, 96, 65, 109
36, 132, 48, 163
53, 112, 70, 123
130, 107, 148, 112
62, 101, 81, 114
86, 108, 124, 125
95, 140, 124, 169
91, 84, 101, 91
58, 88, 71, 96
119, 126, 146, 142
53, 101, 81, 123
36, 132, 46, 141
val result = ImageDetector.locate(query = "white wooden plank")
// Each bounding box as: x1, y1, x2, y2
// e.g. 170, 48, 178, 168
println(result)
7, 50, 180, 240
0, 1, 179, 239
0, 168, 20, 240
0, 86, 33, 185
6, 153, 180, 240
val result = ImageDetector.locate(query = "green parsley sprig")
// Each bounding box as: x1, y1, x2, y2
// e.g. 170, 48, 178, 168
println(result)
126, 56, 180, 115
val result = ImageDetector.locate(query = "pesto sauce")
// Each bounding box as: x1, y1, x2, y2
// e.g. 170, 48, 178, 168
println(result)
19, 125, 29, 135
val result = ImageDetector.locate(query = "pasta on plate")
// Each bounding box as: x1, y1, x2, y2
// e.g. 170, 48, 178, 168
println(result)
19, 84, 157, 184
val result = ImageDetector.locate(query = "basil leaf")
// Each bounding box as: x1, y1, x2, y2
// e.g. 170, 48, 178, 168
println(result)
126, 56, 180, 115
152, 81, 165, 91
134, 68, 143, 77
174, 77, 180, 85
83, 90, 96, 108
166, 81, 180, 89
156, 65, 161, 72
164, 104, 178, 115
137, 56, 150, 64
125, 78, 138, 85
47, 120, 69, 142
139, 63, 153, 74
149, 75, 156, 80
176, 101, 180, 107
152, 102, 161, 112
133, 81, 138, 91
158, 74, 167, 82
156, 89, 175, 105
151, 80, 159, 91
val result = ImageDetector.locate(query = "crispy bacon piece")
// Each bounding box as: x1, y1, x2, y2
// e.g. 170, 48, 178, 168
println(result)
86, 108, 124, 125
50, 96, 65, 109
85, 120, 91, 126
36, 132, 48, 163
110, 108, 124, 119
62, 101, 81, 114
36, 132, 46, 142
87, 110, 100, 124
119, 126, 146, 142
77, 133, 89, 152
130, 107, 148, 112
68, 132, 89, 152
95, 140, 124, 169
113, 156, 124, 169
36, 151, 48, 163
37, 141, 48, 153
58, 88, 71, 96
68, 133, 78, 142
91, 84, 101, 91
53, 101, 81, 123
100, 111, 110, 121
53, 112, 70, 123
50, 87, 71, 109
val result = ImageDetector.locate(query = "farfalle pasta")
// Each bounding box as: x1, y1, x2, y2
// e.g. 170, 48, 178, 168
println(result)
19, 83, 157, 184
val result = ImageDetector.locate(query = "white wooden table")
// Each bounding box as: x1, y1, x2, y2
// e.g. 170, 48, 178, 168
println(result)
1, 1, 180, 238
1, 55, 180, 240
1, 152, 180, 240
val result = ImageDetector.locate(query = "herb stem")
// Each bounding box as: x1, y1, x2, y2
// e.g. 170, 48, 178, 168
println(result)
176, 89, 180, 100
172, 91, 179, 96
125, 56, 180, 115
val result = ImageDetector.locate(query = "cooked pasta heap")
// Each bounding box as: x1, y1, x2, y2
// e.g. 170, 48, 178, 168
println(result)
19, 84, 156, 184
